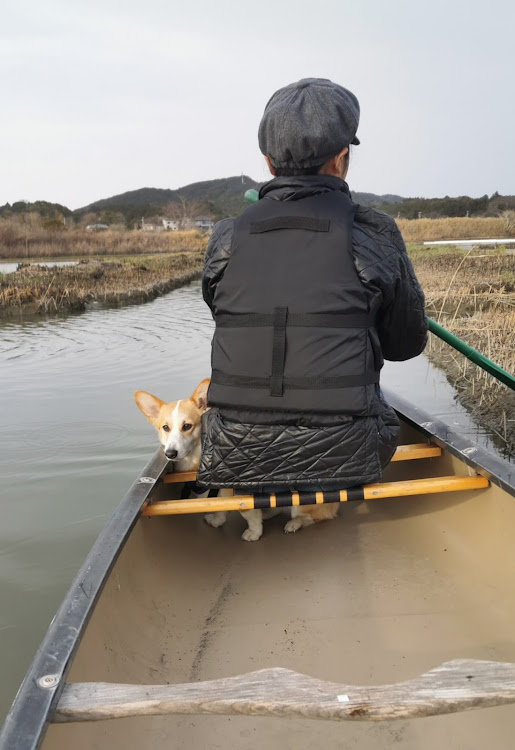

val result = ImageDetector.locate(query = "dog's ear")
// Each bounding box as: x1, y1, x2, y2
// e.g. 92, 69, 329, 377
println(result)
190, 378, 210, 413
134, 391, 165, 425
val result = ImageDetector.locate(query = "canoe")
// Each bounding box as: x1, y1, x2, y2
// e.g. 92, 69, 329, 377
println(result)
1, 388, 514, 750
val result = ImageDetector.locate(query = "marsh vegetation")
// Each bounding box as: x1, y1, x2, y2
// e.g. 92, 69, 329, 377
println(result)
0, 252, 204, 315
398, 214, 515, 243
0, 220, 208, 259
410, 245, 515, 454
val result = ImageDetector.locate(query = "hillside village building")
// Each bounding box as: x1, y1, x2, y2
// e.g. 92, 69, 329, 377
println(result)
141, 222, 162, 232
142, 217, 215, 232
194, 217, 215, 231
140, 216, 215, 232
162, 219, 179, 231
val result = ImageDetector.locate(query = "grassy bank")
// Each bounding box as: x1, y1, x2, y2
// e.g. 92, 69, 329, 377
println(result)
410, 246, 515, 455
1, 216, 514, 262
0, 252, 204, 315
408, 245, 514, 310
398, 216, 514, 243
0, 227, 208, 259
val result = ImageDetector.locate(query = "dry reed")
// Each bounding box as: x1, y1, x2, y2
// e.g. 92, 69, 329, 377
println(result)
414, 250, 515, 456
411, 250, 515, 314
0, 223, 208, 260
0, 253, 204, 315
397, 217, 512, 243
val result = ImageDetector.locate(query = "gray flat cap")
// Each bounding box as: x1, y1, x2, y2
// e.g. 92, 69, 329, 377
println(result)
258, 77, 360, 169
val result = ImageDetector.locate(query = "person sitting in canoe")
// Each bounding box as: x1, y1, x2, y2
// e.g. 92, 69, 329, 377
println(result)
197, 78, 428, 505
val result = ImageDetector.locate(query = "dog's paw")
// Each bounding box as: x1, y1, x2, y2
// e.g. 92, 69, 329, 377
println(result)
284, 517, 304, 534
241, 527, 262, 542
204, 512, 227, 528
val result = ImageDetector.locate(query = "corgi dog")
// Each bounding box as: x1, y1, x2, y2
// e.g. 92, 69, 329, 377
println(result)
134, 379, 264, 541
134, 378, 339, 540
134, 379, 210, 473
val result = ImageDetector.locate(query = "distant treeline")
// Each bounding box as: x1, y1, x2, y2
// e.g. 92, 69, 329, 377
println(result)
2, 178, 514, 226
377, 192, 515, 220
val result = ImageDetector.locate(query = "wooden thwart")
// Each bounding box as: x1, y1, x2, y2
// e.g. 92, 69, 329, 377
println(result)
143, 475, 489, 516
162, 443, 443, 485
390, 443, 441, 461
54, 658, 515, 723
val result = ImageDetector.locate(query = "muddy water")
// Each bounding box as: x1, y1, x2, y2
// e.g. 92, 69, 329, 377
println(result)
0, 280, 506, 721
0, 260, 79, 274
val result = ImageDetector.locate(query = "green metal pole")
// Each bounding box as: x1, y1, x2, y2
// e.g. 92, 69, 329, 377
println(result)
427, 317, 514, 390
243, 189, 514, 391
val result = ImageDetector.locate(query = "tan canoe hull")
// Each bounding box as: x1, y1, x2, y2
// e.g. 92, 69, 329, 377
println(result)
43, 418, 515, 749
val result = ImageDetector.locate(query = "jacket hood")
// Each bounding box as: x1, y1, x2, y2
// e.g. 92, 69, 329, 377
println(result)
259, 175, 351, 202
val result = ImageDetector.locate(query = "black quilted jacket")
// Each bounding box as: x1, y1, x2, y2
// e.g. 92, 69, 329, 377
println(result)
197, 176, 427, 491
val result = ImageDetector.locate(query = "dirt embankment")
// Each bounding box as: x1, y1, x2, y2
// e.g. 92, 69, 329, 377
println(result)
0, 252, 204, 316
410, 247, 515, 456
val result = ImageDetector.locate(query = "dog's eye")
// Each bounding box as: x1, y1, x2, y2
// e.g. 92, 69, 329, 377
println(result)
182, 423, 192, 432
162, 424, 170, 432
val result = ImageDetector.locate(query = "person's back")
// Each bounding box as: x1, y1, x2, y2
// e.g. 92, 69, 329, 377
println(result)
198, 78, 427, 494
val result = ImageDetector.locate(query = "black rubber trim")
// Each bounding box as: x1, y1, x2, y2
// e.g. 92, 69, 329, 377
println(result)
322, 490, 342, 502
215, 312, 374, 329
298, 492, 317, 505
252, 490, 343, 506
346, 487, 365, 502
249, 216, 330, 233
276, 493, 296, 507
252, 494, 272, 509
211, 369, 380, 390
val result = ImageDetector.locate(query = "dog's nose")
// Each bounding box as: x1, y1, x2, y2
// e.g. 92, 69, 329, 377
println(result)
165, 448, 178, 459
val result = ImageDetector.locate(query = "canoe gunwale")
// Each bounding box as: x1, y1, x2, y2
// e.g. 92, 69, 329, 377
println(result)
383, 387, 515, 499
0, 450, 170, 750
0, 394, 514, 749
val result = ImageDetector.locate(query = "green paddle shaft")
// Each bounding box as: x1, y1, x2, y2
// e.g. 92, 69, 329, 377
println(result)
427, 318, 514, 390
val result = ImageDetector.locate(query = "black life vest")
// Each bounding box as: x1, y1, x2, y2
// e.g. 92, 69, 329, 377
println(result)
207, 189, 382, 415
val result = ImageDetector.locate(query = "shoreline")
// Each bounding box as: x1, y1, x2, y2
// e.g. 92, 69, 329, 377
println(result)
0, 270, 203, 318
0, 253, 204, 317
429, 349, 515, 457
411, 248, 514, 457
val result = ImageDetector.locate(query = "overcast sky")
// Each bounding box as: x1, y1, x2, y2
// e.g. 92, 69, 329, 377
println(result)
2, 0, 514, 209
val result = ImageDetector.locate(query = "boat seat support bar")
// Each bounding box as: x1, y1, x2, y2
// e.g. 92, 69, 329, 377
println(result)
142, 475, 489, 516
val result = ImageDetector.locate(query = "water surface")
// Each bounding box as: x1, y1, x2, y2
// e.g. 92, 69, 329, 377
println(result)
0, 260, 79, 274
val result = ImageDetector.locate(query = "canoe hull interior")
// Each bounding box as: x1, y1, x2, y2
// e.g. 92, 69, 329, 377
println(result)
41, 418, 515, 749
